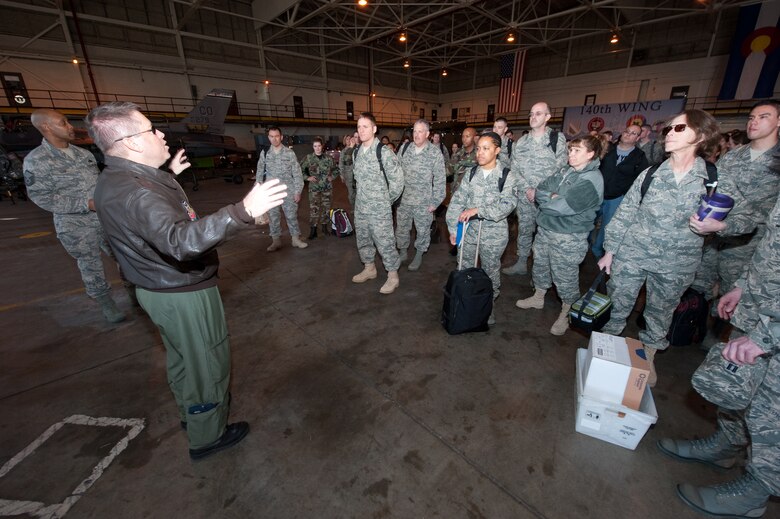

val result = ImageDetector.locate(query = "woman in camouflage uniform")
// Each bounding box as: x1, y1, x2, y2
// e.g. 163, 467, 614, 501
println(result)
446, 132, 518, 325
598, 109, 722, 386
516, 135, 606, 335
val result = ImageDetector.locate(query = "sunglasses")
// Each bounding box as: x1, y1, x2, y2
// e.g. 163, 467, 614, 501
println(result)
661, 124, 688, 136
114, 125, 157, 142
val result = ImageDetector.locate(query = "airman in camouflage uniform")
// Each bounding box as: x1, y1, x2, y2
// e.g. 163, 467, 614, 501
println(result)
638, 124, 664, 166
300, 137, 337, 239
256, 126, 307, 251
503, 103, 568, 275
492, 117, 512, 171
450, 127, 478, 193
395, 120, 446, 271
351, 113, 405, 294
447, 132, 519, 324
516, 135, 605, 336
339, 133, 358, 210
598, 109, 723, 387
23, 109, 125, 323
660, 183, 780, 518
690, 101, 780, 302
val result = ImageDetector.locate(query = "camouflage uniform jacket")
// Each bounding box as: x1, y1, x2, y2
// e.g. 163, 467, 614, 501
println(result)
638, 139, 664, 165
256, 145, 304, 196
398, 141, 446, 207
446, 165, 519, 233
716, 142, 780, 240
535, 158, 604, 234
450, 147, 477, 186
300, 152, 336, 192
339, 146, 355, 172
734, 193, 780, 355
23, 139, 101, 230
352, 138, 404, 209
605, 157, 710, 275
510, 127, 568, 192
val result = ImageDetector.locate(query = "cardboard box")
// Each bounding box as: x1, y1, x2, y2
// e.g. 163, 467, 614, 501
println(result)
576, 349, 658, 450
583, 332, 651, 410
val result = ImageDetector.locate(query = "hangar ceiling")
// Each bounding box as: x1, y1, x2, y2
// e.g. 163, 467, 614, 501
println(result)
0, 0, 749, 95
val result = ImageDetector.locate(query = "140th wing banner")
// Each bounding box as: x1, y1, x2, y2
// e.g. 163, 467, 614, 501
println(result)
562, 99, 686, 139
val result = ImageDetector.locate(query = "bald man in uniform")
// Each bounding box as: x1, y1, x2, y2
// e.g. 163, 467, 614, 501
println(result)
23, 109, 125, 323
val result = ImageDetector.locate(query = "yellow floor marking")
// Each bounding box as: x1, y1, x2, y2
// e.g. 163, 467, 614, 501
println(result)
19, 231, 52, 239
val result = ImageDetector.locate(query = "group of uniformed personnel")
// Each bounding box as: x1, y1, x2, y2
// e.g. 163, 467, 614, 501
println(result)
18, 101, 780, 511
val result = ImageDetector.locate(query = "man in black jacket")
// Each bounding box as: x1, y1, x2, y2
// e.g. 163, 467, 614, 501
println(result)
590, 124, 649, 258
87, 102, 287, 460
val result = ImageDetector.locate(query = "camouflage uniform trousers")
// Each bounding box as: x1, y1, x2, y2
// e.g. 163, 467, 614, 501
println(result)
601, 256, 695, 351
459, 221, 508, 299
714, 351, 780, 494
692, 234, 759, 301
355, 203, 400, 271
342, 166, 356, 210
531, 227, 589, 304
514, 196, 538, 262
55, 213, 113, 299
395, 203, 434, 253
308, 189, 332, 226
268, 196, 301, 237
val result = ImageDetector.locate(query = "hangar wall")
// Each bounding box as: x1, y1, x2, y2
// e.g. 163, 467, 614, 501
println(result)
2, 51, 742, 125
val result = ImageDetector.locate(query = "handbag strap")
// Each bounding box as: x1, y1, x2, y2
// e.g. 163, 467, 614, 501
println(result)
576, 267, 608, 320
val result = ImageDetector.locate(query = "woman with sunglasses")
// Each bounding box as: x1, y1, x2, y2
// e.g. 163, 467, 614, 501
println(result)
597, 109, 721, 387
515, 134, 606, 335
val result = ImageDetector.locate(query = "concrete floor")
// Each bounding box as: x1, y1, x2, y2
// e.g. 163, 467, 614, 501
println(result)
1, 176, 776, 519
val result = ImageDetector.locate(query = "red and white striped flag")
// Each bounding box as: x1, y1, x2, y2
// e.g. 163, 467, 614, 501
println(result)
498, 50, 526, 114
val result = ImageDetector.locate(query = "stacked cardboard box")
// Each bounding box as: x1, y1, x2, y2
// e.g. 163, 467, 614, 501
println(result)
575, 333, 658, 450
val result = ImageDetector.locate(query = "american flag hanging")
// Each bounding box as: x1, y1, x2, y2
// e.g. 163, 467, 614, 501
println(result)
497, 50, 526, 114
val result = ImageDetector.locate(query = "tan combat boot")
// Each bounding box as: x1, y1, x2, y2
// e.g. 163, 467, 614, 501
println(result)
291, 235, 309, 249
645, 346, 658, 387
352, 263, 377, 283
267, 237, 282, 252
516, 288, 547, 309
379, 271, 399, 294
550, 303, 571, 335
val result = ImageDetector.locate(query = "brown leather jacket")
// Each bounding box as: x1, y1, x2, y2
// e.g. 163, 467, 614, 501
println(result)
94, 156, 252, 291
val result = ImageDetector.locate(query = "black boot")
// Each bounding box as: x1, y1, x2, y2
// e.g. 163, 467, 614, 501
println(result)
308, 226, 317, 239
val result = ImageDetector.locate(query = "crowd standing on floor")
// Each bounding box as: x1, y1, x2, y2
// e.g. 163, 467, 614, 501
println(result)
16, 98, 780, 518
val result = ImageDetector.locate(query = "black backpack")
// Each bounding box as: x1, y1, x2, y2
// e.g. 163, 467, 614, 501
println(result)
667, 288, 709, 346
636, 288, 709, 346
468, 166, 511, 192
639, 161, 718, 203
354, 142, 389, 187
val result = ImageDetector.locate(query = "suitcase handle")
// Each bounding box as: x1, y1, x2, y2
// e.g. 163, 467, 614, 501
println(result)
457, 219, 483, 271
576, 267, 607, 321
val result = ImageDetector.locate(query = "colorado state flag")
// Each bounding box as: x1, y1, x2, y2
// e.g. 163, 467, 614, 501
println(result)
718, 1, 780, 100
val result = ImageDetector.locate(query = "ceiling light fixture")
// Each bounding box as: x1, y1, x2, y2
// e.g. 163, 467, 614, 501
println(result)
506, 32, 516, 43
610, 33, 619, 44
403, 59, 410, 68
441, 69, 448, 77
399, 32, 407, 43
358, 0, 368, 6
71, 58, 79, 64
264, 80, 270, 85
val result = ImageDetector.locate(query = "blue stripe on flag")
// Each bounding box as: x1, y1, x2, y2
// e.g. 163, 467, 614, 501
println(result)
718, 3, 762, 100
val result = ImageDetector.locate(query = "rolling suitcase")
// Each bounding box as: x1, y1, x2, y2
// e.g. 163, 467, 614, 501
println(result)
441, 220, 493, 334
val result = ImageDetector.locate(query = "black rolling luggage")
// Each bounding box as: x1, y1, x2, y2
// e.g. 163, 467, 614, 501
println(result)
441, 220, 493, 334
